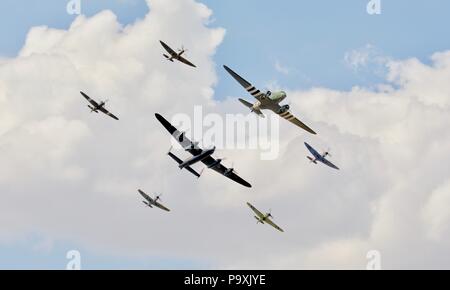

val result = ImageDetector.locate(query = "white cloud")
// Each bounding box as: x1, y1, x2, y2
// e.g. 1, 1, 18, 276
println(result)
344, 44, 389, 76
0, 0, 450, 270
274, 60, 290, 75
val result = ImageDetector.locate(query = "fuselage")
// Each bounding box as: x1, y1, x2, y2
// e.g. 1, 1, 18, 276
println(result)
179, 146, 216, 169
168, 50, 184, 61
255, 213, 271, 223
267, 91, 287, 103
89, 102, 105, 113
253, 91, 287, 111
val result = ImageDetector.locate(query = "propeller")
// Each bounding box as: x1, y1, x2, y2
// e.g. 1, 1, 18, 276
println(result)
226, 161, 238, 175
322, 148, 332, 157
263, 87, 272, 98
154, 193, 163, 203
198, 167, 205, 178
178, 45, 187, 53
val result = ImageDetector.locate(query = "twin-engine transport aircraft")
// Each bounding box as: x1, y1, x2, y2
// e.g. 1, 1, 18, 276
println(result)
304, 142, 339, 170
160, 40, 196, 68
155, 113, 252, 188
247, 202, 284, 232
223, 65, 316, 135
138, 189, 170, 212
80, 91, 119, 120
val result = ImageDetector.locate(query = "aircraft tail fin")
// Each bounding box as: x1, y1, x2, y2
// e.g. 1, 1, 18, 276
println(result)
307, 156, 317, 164
163, 54, 174, 62
167, 151, 202, 178
239, 98, 264, 118
88, 105, 99, 113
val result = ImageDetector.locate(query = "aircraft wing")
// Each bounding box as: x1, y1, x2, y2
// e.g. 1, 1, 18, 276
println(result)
304, 142, 322, 160
154, 202, 171, 212
201, 156, 252, 188
138, 189, 152, 203
99, 106, 119, 120
155, 113, 251, 188
247, 202, 265, 219
265, 218, 284, 232
177, 55, 196, 68
80, 91, 99, 107
320, 158, 340, 170
155, 113, 203, 156
160, 40, 176, 56
277, 108, 316, 134
223, 65, 265, 102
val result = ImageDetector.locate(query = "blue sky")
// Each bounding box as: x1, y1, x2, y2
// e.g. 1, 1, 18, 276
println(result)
0, 0, 449, 269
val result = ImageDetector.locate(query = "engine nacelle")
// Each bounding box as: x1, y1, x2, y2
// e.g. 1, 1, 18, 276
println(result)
278, 104, 290, 114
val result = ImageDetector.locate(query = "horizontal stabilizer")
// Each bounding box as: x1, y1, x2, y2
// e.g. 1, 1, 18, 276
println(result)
307, 156, 317, 164
168, 151, 202, 178
239, 98, 264, 117
239, 98, 253, 108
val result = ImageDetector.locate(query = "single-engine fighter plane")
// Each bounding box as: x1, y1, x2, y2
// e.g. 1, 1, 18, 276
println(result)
304, 142, 339, 170
223, 65, 316, 135
159, 40, 196, 68
155, 113, 251, 188
247, 202, 284, 232
138, 189, 170, 212
80, 91, 119, 120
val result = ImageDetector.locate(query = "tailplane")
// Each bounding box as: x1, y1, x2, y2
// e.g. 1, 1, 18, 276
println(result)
307, 156, 317, 164
239, 98, 264, 118
163, 54, 174, 62
167, 148, 202, 178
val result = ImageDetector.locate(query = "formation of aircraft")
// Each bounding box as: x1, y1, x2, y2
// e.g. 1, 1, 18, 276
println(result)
304, 142, 339, 170
76, 41, 342, 233
247, 202, 284, 232
138, 189, 170, 212
80, 91, 119, 120
155, 113, 252, 188
160, 40, 196, 68
223, 65, 316, 135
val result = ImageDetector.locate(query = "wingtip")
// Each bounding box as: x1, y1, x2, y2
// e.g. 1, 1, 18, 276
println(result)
223, 65, 232, 73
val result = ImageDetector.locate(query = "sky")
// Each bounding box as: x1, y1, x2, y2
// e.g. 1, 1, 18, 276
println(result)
0, 0, 449, 269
